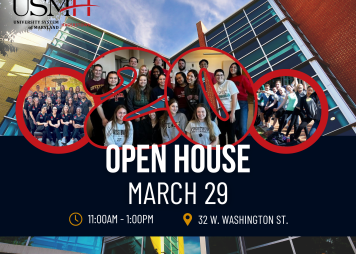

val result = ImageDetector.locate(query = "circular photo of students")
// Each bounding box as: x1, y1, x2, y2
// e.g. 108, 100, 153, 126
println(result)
169, 49, 256, 147
22, 74, 94, 147
255, 76, 321, 146
84, 48, 171, 148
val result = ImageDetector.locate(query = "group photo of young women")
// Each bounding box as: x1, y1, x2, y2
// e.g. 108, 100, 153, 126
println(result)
23, 75, 94, 146
255, 77, 321, 145
85, 54, 255, 147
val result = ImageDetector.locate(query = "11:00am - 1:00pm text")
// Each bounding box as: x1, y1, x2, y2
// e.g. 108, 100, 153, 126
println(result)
88, 215, 153, 224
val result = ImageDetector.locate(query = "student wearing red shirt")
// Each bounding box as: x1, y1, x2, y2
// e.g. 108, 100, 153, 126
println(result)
227, 62, 253, 139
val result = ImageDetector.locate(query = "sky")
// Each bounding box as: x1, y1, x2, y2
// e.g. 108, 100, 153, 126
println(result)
184, 237, 201, 254
32, 0, 250, 57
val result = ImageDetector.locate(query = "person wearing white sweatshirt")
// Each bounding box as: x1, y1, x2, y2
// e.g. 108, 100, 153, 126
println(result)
105, 105, 133, 147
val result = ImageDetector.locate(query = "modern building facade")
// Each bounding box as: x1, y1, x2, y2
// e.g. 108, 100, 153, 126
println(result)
2, 236, 356, 254
1, 0, 355, 136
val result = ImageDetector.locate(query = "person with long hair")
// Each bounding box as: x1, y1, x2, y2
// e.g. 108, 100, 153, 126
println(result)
214, 69, 239, 145
75, 86, 81, 95
67, 97, 76, 114
73, 93, 79, 106
45, 97, 53, 115
185, 69, 206, 120
149, 65, 164, 89
35, 105, 49, 144
45, 90, 54, 102
55, 91, 62, 104
160, 98, 188, 143
227, 62, 253, 138
293, 86, 319, 141
271, 87, 287, 130
68, 87, 74, 96
96, 71, 126, 145
150, 73, 175, 102
104, 105, 133, 147
38, 91, 45, 106
29, 97, 42, 135
23, 96, 33, 132
60, 85, 67, 104
127, 74, 151, 145
61, 105, 73, 144
186, 103, 220, 146
138, 111, 162, 145
65, 92, 73, 105
47, 106, 63, 146
139, 65, 149, 78
67, 107, 86, 145
174, 72, 188, 116
275, 85, 298, 133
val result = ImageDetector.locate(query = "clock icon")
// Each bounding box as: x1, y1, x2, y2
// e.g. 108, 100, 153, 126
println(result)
69, 212, 83, 226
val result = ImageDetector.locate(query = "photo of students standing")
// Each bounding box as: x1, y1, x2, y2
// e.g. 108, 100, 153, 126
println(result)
160, 98, 188, 143
138, 111, 162, 146
104, 105, 133, 147
185, 103, 220, 146
214, 69, 239, 145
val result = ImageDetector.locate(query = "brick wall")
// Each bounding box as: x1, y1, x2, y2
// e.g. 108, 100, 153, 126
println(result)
279, 0, 356, 101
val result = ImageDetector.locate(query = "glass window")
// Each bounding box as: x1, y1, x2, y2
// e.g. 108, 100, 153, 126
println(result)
205, 26, 225, 41
52, 39, 95, 60
245, 0, 267, 14
313, 76, 326, 90
295, 63, 316, 77
103, 33, 135, 47
254, 16, 281, 35
248, 2, 273, 21
32, 65, 46, 75
56, 31, 98, 53
225, 11, 245, 28
244, 237, 289, 248
62, 27, 100, 44
212, 37, 230, 50
292, 237, 355, 254
30, 236, 103, 254
207, 31, 227, 47
230, 31, 255, 51
45, 48, 90, 69
252, 68, 270, 83
228, 23, 252, 41
267, 41, 300, 65
39, 56, 84, 73
272, 52, 307, 70
250, 9, 276, 29
65, 17, 103, 37
100, 40, 120, 50
337, 90, 356, 108
234, 40, 259, 59
325, 91, 337, 109
262, 31, 292, 54
258, 23, 287, 44
97, 47, 108, 56
240, 48, 264, 67
226, 17, 248, 35
209, 237, 241, 254
246, 57, 269, 77
247, 240, 293, 254
0, 236, 28, 245
323, 108, 349, 134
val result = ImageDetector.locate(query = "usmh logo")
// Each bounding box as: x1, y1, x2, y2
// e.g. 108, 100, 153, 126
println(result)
13, 0, 98, 17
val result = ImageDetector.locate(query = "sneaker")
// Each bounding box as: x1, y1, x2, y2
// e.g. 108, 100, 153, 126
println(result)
50, 140, 55, 146
58, 141, 63, 147
268, 126, 274, 131
61, 137, 66, 143
67, 139, 75, 145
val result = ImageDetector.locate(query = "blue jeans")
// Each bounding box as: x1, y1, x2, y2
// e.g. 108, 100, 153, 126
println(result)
308, 119, 319, 139
235, 100, 248, 139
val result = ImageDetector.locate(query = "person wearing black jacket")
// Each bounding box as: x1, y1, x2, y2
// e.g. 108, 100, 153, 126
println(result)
293, 86, 318, 140
138, 112, 162, 145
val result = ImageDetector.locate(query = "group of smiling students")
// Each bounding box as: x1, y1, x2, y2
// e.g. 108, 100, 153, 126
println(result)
86, 56, 253, 147
23, 85, 92, 146
257, 77, 321, 142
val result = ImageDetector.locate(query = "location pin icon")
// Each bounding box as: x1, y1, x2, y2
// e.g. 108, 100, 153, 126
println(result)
183, 213, 192, 226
